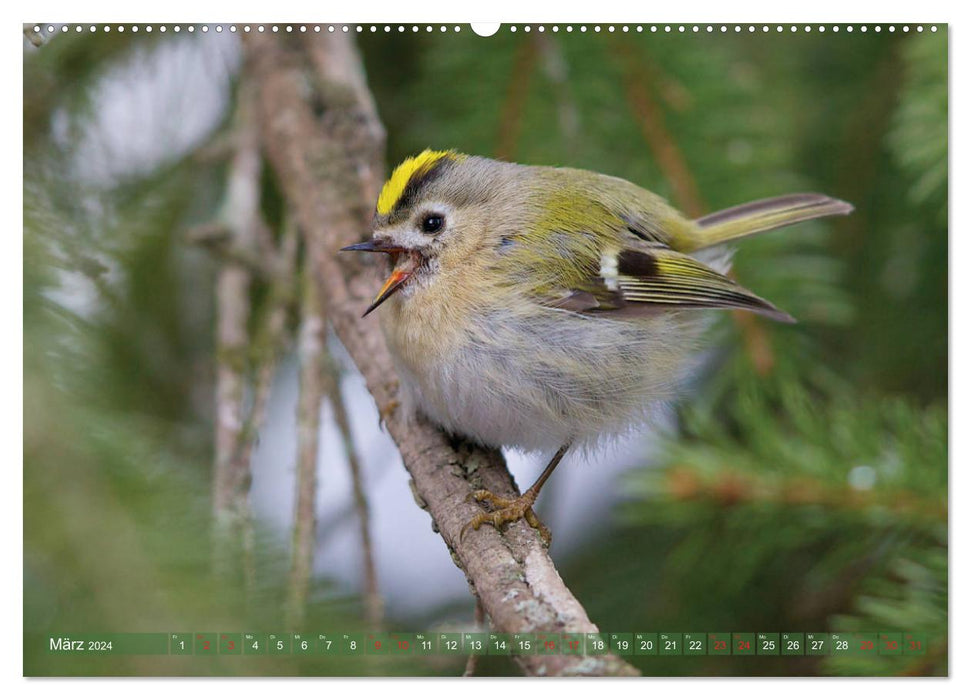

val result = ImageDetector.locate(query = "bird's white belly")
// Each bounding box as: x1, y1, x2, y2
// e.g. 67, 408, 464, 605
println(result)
389, 306, 705, 452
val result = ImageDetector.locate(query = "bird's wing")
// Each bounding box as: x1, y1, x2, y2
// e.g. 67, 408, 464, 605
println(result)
501, 168, 793, 321
543, 243, 794, 323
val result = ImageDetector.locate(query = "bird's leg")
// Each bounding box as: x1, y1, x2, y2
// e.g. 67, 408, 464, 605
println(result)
460, 444, 571, 546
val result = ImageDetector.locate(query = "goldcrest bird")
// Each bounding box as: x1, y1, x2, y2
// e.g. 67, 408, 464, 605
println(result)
342, 149, 852, 543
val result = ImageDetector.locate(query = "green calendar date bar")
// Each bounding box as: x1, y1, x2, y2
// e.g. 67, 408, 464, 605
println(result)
343, 634, 365, 655
219, 633, 242, 655
194, 633, 217, 655
267, 633, 291, 655
757, 632, 780, 655
781, 633, 805, 656
363, 633, 389, 654
535, 632, 561, 655
242, 633, 266, 654
414, 633, 436, 654
562, 633, 584, 655
830, 632, 878, 656
609, 633, 634, 656
362, 632, 419, 654
464, 633, 488, 655
732, 632, 755, 655
584, 633, 608, 656
634, 633, 658, 655
312, 633, 338, 654
47, 634, 169, 655
806, 632, 828, 656
683, 632, 706, 656
658, 632, 682, 655
488, 633, 512, 655
44, 631, 931, 656
292, 634, 314, 655
708, 632, 731, 656
438, 633, 463, 655
513, 633, 538, 655
879, 633, 903, 655
903, 632, 927, 655
387, 633, 416, 654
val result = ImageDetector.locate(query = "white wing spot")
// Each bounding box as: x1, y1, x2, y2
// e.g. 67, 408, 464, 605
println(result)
600, 251, 620, 291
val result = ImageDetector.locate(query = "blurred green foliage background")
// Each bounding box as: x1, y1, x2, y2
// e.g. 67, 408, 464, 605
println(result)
24, 24, 946, 676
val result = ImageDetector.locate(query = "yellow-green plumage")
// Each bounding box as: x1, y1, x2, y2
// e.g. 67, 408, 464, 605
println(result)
349, 151, 852, 453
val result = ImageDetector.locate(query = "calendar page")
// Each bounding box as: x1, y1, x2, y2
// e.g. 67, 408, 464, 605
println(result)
22, 13, 948, 680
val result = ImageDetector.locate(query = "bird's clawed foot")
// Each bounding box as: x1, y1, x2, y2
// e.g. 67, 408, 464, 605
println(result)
460, 489, 551, 545
378, 398, 399, 427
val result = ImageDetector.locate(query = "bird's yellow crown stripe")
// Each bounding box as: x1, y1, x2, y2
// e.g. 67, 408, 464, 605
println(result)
376, 149, 464, 215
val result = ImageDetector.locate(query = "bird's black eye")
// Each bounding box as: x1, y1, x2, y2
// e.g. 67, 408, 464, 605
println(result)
421, 213, 445, 234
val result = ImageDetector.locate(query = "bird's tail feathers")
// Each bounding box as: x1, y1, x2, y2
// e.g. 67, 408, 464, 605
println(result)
683, 193, 853, 251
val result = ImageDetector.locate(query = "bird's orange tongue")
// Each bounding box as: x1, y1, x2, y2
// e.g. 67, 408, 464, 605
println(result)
364, 256, 416, 317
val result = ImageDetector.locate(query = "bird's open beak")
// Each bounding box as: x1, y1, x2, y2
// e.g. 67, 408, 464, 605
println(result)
340, 239, 404, 254
340, 239, 414, 317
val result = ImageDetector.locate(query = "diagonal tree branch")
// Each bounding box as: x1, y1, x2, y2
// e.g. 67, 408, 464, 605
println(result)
246, 32, 638, 677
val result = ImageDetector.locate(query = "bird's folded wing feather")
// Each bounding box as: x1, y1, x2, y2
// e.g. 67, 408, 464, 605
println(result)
546, 245, 795, 323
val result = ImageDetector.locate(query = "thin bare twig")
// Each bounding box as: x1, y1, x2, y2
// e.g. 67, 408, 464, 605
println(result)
322, 354, 384, 628
185, 222, 278, 279
303, 34, 385, 628
287, 248, 326, 630
248, 31, 638, 677
244, 222, 299, 449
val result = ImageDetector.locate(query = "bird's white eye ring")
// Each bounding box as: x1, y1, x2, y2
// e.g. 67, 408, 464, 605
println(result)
421, 213, 445, 234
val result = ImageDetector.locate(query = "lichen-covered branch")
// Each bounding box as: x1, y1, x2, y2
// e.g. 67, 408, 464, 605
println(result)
210, 77, 299, 587
212, 78, 262, 580
246, 32, 638, 677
